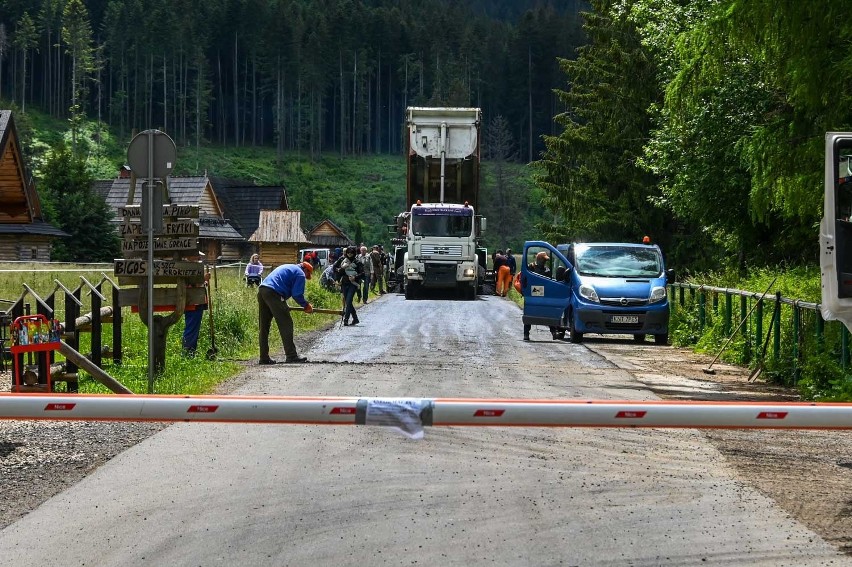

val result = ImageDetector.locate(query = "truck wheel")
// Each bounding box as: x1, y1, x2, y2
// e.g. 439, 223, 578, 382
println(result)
466, 285, 476, 301
633, 334, 646, 343
405, 282, 416, 300
654, 333, 668, 345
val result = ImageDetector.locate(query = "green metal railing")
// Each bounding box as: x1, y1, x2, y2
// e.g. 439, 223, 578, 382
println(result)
669, 282, 841, 385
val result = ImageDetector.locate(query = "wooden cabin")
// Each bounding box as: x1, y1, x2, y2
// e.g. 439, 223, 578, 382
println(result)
211, 177, 289, 261
248, 210, 310, 267
94, 174, 290, 263
0, 110, 67, 260
306, 219, 354, 251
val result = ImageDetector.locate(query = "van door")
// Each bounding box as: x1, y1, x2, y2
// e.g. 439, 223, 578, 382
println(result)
521, 241, 572, 328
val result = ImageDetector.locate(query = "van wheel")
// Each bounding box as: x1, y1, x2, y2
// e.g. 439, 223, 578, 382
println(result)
633, 334, 646, 343
569, 315, 583, 343
654, 333, 668, 345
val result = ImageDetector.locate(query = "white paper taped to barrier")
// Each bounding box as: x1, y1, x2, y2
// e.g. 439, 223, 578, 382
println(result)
361, 398, 432, 439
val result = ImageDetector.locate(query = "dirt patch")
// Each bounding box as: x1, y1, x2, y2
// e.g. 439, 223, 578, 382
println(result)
588, 340, 852, 554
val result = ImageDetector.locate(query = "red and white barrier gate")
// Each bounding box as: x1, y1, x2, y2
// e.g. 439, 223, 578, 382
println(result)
1, 394, 852, 430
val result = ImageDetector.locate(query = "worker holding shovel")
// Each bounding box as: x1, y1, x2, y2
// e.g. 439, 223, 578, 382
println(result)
257, 262, 315, 364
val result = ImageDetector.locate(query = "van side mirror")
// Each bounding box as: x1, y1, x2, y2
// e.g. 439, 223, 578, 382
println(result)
665, 268, 676, 283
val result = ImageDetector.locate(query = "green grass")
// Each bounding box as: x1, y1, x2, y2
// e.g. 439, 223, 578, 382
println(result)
668, 266, 852, 401
1, 263, 343, 395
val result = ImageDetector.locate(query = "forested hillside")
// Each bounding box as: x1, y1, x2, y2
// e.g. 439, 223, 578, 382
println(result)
4, 0, 848, 275
0, 0, 583, 161
535, 1, 852, 273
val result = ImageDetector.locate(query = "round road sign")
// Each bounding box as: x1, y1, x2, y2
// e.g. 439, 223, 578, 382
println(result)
127, 129, 176, 178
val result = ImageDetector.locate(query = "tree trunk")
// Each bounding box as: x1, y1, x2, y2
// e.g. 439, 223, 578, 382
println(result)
528, 45, 533, 163
340, 49, 345, 157
233, 33, 239, 147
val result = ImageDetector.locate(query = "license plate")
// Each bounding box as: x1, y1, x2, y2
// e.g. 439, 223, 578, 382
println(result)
610, 315, 639, 324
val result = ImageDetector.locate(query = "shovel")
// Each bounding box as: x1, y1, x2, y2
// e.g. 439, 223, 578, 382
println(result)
286, 303, 344, 316
703, 275, 777, 375
748, 301, 780, 382
205, 283, 218, 360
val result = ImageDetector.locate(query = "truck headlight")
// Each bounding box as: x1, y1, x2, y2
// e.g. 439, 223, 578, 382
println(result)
407, 267, 417, 274
649, 286, 666, 303
579, 284, 599, 303
463, 268, 475, 277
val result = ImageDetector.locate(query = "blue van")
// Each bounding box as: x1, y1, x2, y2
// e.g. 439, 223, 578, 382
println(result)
521, 241, 673, 344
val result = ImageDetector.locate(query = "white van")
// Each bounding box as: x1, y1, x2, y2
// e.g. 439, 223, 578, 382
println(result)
299, 248, 331, 267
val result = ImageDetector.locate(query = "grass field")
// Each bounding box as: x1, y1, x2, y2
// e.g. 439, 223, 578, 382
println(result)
0, 262, 343, 395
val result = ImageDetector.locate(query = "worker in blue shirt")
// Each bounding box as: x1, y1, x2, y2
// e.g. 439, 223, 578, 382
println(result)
257, 262, 314, 364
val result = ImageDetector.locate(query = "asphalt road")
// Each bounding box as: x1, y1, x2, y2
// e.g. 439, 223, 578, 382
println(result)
0, 293, 847, 566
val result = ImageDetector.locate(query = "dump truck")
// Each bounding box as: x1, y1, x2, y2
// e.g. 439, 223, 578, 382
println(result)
389, 107, 486, 300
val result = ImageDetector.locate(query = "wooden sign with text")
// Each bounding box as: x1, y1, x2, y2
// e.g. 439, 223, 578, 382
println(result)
119, 204, 199, 219
114, 259, 205, 278
121, 237, 197, 253
120, 220, 198, 238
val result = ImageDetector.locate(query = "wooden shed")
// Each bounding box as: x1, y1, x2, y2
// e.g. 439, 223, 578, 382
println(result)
248, 210, 310, 267
0, 110, 67, 260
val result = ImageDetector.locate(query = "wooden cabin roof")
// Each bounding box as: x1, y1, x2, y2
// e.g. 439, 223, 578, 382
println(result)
307, 219, 353, 247
99, 175, 242, 240
0, 109, 66, 237
211, 177, 288, 240
249, 210, 310, 244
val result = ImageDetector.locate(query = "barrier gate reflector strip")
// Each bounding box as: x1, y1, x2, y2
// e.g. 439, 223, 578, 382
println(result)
2, 395, 852, 429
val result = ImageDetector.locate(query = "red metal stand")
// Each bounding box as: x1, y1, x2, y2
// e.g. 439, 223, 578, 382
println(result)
10, 315, 60, 393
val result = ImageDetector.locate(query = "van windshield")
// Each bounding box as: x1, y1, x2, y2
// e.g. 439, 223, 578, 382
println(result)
573, 245, 662, 278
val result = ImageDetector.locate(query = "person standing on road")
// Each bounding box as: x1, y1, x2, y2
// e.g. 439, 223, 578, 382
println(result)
506, 248, 517, 277
494, 250, 512, 297
369, 245, 386, 295
334, 245, 365, 326
257, 262, 314, 364
357, 245, 372, 303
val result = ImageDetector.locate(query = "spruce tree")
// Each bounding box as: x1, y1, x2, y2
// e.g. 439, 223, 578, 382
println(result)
40, 142, 120, 262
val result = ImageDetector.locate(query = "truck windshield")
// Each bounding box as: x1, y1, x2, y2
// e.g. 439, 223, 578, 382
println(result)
573, 245, 662, 278
411, 211, 472, 237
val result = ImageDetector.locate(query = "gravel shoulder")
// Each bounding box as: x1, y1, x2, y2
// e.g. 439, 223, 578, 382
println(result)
586, 339, 852, 554
2, 333, 851, 556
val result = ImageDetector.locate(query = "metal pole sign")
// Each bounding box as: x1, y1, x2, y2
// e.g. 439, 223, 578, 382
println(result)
3, 395, 852, 430
126, 129, 176, 393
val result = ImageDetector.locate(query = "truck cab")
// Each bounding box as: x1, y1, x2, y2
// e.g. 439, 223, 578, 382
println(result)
521, 240, 673, 344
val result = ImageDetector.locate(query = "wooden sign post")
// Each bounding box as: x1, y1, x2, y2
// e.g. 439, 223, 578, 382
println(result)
115, 202, 202, 381
122, 130, 189, 390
